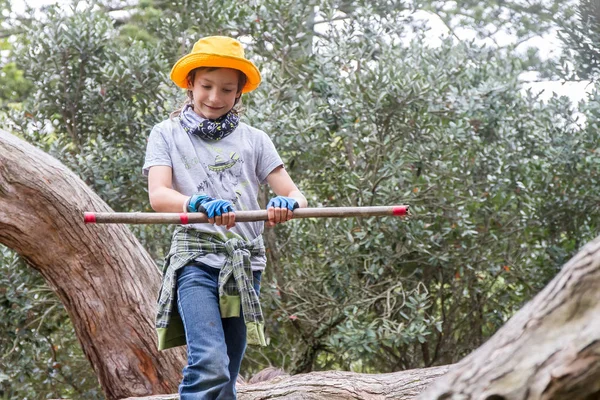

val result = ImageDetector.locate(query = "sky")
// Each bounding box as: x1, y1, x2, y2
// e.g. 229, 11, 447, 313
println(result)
13, 0, 59, 13
15, 0, 593, 112
409, 10, 592, 109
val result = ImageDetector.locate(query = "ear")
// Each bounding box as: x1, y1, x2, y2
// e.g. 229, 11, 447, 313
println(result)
186, 73, 196, 90
234, 92, 242, 105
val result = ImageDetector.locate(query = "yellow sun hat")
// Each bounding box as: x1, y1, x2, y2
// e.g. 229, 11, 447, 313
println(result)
170, 36, 261, 93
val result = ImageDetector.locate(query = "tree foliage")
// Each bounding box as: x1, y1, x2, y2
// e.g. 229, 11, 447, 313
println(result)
1, 0, 599, 398
0, 249, 101, 399
558, 0, 600, 81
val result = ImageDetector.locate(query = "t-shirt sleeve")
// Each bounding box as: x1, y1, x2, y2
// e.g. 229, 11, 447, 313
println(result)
142, 125, 172, 176
256, 131, 284, 184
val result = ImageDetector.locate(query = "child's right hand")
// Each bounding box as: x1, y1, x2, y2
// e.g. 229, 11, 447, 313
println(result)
187, 194, 236, 229
198, 199, 236, 229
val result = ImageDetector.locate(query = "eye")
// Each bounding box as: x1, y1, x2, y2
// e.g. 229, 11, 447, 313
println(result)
223, 89, 233, 93
201, 85, 211, 89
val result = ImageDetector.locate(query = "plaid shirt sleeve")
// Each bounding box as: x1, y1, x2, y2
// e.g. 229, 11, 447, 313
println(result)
155, 226, 267, 349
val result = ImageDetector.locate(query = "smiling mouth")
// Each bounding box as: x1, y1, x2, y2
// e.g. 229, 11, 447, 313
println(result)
204, 104, 223, 110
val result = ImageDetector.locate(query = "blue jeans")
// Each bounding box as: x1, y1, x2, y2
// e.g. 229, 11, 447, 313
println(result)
176, 262, 262, 400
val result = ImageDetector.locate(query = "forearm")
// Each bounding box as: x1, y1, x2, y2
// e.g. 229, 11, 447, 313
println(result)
149, 186, 190, 212
287, 189, 308, 208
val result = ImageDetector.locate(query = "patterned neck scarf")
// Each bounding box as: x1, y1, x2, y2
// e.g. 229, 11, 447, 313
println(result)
179, 103, 240, 141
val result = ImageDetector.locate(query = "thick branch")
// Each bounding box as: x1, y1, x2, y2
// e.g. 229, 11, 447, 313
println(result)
419, 235, 600, 399
0, 129, 186, 399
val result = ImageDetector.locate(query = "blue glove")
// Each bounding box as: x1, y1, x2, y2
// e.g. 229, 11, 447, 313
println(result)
187, 194, 214, 213
198, 199, 234, 218
267, 196, 299, 211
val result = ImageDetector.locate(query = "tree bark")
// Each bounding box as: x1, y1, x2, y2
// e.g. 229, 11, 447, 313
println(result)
122, 366, 450, 400
419, 235, 600, 400
0, 129, 186, 399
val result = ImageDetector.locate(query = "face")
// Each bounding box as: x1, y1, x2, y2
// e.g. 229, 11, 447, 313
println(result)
188, 68, 242, 120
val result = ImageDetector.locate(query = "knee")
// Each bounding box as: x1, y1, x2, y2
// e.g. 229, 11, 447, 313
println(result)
188, 347, 230, 382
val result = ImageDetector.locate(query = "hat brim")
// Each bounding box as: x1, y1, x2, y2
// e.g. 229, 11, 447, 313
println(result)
170, 53, 261, 93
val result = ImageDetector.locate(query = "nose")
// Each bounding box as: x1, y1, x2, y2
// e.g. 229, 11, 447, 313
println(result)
208, 88, 221, 103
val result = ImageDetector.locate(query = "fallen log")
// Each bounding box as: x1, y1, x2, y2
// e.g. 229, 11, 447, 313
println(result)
122, 365, 450, 400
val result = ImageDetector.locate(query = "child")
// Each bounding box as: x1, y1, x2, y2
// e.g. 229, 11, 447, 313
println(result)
143, 36, 307, 399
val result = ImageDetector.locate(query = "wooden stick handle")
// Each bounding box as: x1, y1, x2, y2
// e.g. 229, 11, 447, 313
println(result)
84, 206, 409, 225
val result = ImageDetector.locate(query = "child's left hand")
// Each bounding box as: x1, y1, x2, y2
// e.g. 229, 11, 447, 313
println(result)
266, 196, 298, 226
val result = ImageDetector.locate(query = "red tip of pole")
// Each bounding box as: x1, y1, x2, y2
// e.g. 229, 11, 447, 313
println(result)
179, 213, 189, 225
392, 206, 408, 216
84, 212, 97, 224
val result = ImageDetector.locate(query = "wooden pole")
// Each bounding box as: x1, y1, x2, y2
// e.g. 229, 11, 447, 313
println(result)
84, 206, 409, 225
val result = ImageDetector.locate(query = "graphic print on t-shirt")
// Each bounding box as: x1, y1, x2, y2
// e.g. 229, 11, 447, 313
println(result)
200, 152, 245, 206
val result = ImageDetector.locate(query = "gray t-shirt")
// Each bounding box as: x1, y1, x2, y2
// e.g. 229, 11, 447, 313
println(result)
143, 117, 283, 271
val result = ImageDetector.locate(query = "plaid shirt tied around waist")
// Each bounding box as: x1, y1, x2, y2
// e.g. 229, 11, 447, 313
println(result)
156, 225, 267, 350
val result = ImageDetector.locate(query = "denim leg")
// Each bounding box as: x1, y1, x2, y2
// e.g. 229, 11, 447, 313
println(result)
177, 264, 229, 400
176, 264, 263, 400
221, 271, 262, 398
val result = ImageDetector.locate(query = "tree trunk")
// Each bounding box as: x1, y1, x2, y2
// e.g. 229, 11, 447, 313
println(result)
0, 129, 186, 399
419, 235, 600, 400
122, 366, 450, 400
